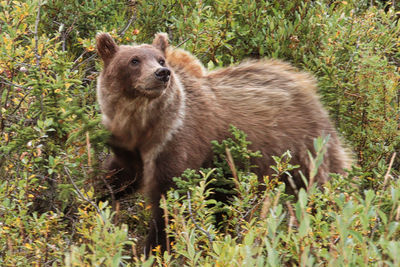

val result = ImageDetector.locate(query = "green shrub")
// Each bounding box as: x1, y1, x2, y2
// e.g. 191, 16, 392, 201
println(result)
154, 127, 400, 265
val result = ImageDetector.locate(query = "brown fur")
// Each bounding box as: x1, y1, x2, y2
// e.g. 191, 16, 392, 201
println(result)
96, 32, 350, 254
165, 47, 205, 78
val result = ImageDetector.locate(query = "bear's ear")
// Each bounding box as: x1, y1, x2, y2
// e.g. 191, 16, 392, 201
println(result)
96, 33, 118, 64
152, 33, 169, 53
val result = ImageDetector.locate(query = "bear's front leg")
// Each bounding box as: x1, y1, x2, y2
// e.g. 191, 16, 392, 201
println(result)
100, 145, 143, 200
145, 193, 167, 256
141, 155, 177, 256
141, 143, 197, 256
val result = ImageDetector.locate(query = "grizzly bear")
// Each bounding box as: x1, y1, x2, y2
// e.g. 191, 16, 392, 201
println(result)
96, 32, 350, 254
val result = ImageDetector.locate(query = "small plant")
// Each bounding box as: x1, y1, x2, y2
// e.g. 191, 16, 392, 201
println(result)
64, 201, 133, 267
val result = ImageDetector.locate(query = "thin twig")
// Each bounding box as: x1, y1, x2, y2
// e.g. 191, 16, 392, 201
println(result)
396, 205, 400, 221
118, 11, 137, 38
273, 190, 281, 208
58, 17, 77, 52
225, 147, 240, 190
108, 168, 138, 195
86, 132, 92, 171
0, 76, 31, 91
64, 167, 105, 222
307, 159, 316, 192
33, 0, 43, 113
383, 152, 396, 188
260, 195, 271, 219
10, 91, 31, 115
333, 236, 341, 245
1, 72, 14, 131
187, 191, 213, 244
176, 37, 190, 48
71, 53, 97, 72
369, 215, 381, 239
0, 75, 33, 115
72, 51, 88, 66
287, 175, 299, 195
114, 200, 120, 225
34, 0, 42, 69
242, 196, 259, 220
99, 173, 116, 209
286, 201, 299, 230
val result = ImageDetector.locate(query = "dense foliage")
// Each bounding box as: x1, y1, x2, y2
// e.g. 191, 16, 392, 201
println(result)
0, 0, 399, 265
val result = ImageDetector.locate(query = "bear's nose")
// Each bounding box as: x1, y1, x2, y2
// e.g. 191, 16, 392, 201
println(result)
155, 67, 171, 82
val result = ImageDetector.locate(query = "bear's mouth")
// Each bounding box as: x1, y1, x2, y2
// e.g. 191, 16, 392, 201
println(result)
146, 84, 167, 91
130, 78, 170, 98
146, 79, 169, 91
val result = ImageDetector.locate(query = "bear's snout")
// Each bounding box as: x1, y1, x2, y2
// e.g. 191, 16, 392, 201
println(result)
155, 68, 171, 82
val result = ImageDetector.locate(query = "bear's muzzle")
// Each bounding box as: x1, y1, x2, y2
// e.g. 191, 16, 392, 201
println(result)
155, 67, 171, 83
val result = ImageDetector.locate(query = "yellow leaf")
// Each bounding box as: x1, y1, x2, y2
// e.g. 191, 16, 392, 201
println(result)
152, 245, 161, 253
85, 190, 93, 199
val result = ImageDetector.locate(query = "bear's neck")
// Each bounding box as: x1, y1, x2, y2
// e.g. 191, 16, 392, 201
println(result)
105, 76, 186, 154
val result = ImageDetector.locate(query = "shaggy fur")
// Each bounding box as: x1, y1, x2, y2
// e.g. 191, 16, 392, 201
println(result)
96, 32, 350, 255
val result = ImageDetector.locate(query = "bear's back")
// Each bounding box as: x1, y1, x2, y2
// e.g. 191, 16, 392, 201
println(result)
204, 59, 350, 184
206, 59, 323, 132
166, 47, 206, 78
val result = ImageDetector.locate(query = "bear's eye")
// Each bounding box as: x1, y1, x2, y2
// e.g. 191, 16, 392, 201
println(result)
131, 58, 140, 65
159, 59, 165, 66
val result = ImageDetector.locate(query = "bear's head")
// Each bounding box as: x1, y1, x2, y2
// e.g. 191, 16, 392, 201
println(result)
96, 33, 172, 99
